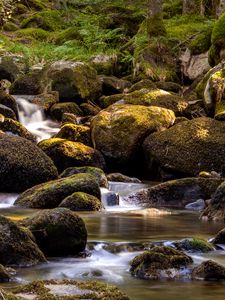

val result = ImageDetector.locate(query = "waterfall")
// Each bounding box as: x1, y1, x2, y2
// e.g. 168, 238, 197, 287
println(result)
15, 96, 59, 141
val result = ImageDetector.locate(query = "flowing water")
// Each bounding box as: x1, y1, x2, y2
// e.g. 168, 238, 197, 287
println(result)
0, 98, 224, 299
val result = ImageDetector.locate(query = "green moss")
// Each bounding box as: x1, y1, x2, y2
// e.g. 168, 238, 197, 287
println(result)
55, 124, 91, 146
163, 0, 183, 18
0, 118, 36, 141
3, 22, 19, 32
15, 28, 50, 41
175, 238, 215, 253
189, 27, 212, 55
52, 27, 81, 45
147, 14, 166, 38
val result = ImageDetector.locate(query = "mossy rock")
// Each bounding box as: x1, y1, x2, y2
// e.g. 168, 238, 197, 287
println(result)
0, 118, 36, 141
52, 27, 81, 45
3, 279, 130, 299
0, 215, 46, 267
212, 228, 225, 244
80, 102, 101, 116
91, 104, 175, 168
55, 124, 91, 146
107, 173, 141, 183
0, 92, 19, 119
192, 260, 225, 280
100, 75, 132, 96
155, 81, 182, 93
0, 104, 17, 120
59, 166, 108, 188
188, 27, 212, 55
59, 192, 102, 211
31, 92, 59, 111
125, 177, 223, 207
15, 28, 50, 41
0, 58, 20, 82
48, 61, 102, 102
174, 238, 215, 253
21, 10, 62, 31
15, 173, 101, 209
0, 133, 58, 193
20, 0, 47, 11
50, 102, 83, 122
3, 22, 19, 32
38, 138, 105, 173
128, 79, 156, 93
143, 117, 225, 177
130, 246, 193, 280
22, 208, 87, 256
90, 54, 118, 76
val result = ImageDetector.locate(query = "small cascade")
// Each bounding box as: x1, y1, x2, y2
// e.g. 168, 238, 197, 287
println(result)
0, 193, 18, 208
15, 96, 59, 141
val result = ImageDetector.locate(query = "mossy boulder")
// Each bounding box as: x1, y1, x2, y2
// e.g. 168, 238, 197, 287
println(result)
107, 173, 141, 183
80, 102, 101, 116
49, 102, 83, 122
38, 138, 105, 173
0, 118, 36, 141
0, 215, 46, 266
192, 260, 225, 280
9, 69, 48, 95
15, 173, 101, 209
128, 79, 156, 93
130, 246, 193, 280
0, 104, 17, 120
0, 58, 19, 82
143, 117, 225, 178
48, 61, 102, 102
174, 238, 215, 253
0, 134, 58, 193
59, 192, 102, 211
212, 228, 225, 244
4, 279, 130, 300
100, 75, 132, 96
59, 166, 108, 188
52, 26, 81, 45
0, 92, 19, 119
15, 28, 50, 42
188, 27, 212, 55
22, 208, 87, 256
55, 124, 91, 146
91, 104, 175, 169
124, 177, 223, 207
31, 92, 59, 111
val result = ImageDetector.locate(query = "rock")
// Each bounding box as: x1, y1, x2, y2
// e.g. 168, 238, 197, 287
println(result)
192, 260, 225, 280
143, 117, 225, 177
0, 104, 17, 120
31, 92, 59, 111
0, 134, 58, 193
22, 208, 87, 256
91, 104, 175, 170
15, 173, 101, 209
212, 228, 225, 244
55, 124, 92, 146
48, 61, 102, 102
0, 118, 36, 141
102, 242, 144, 254
173, 238, 215, 253
107, 173, 141, 183
9, 69, 48, 95
0, 92, 19, 119
124, 178, 224, 208
130, 246, 193, 280
50, 102, 83, 122
0, 215, 46, 266
59, 192, 102, 211
5, 279, 130, 299
155, 81, 182, 93
38, 138, 105, 173
128, 79, 156, 93
185, 199, 205, 211
0, 264, 11, 282
0, 57, 19, 82
80, 102, 101, 116
61, 112, 79, 124
180, 49, 210, 81
59, 166, 108, 188
90, 54, 118, 75
101, 190, 119, 206
100, 75, 131, 95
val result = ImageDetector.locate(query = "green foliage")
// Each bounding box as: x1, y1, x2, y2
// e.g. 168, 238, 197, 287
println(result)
15, 28, 50, 41
188, 26, 213, 55
163, 0, 183, 18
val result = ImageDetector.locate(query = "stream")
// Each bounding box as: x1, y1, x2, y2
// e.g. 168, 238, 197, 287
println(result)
0, 97, 225, 300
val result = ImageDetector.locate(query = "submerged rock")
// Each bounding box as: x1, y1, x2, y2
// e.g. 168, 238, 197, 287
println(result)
0, 133, 58, 193
22, 208, 87, 256
15, 173, 101, 209
0, 215, 46, 266
192, 260, 225, 281
59, 192, 102, 211
130, 246, 193, 280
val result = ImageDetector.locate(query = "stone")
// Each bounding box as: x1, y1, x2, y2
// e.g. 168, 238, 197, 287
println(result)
212, 228, 225, 244
59, 192, 102, 211
192, 260, 225, 280
55, 124, 92, 146
50, 102, 83, 121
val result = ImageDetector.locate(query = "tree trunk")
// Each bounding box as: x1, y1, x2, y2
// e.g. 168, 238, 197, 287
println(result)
183, 0, 201, 14
146, 0, 166, 38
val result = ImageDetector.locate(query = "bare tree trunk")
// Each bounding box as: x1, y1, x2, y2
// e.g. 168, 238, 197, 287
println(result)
147, 0, 166, 38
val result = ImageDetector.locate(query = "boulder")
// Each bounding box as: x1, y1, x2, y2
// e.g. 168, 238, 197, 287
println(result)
48, 61, 102, 102
0, 215, 46, 266
100, 75, 131, 95
59, 166, 108, 188
80, 102, 101, 116
143, 117, 225, 177
192, 260, 225, 280
59, 192, 102, 211
22, 208, 87, 256
55, 124, 92, 146
124, 177, 224, 208
0, 134, 58, 192
0, 118, 36, 141
31, 92, 59, 111
173, 238, 215, 253
0, 104, 17, 120
212, 228, 225, 244
50, 102, 83, 121
107, 173, 141, 183
91, 104, 175, 169
0, 57, 19, 82
15, 173, 101, 209
130, 246, 193, 280
0, 92, 19, 119
128, 79, 156, 93
38, 138, 105, 172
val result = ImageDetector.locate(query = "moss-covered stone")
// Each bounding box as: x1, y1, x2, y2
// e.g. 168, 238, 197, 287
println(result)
100, 75, 132, 96
3, 22, 19, 32
59, 166, 108, 188
0, 215, 46, 267
174, 238, 215, 253
0, 133, 58, 193
55, 124, 91, 146
0, 58, 20, 82
212, 228, 225, 244
192, 260, 225, 280
52, 27, 81, 45
31, 92, 59, 111
50, 102, 83, 121
0, 92, 19, 119
22, 208, 87, 256
130, 246, 193, 280
38, 138, 105, 172
0, 104, 17, 120
5, 279, 130, 299
188, 27, 212, 55
80, 102, 101, 116
15, 173, 101, 209
128, 79, 156, 93
143, 117, 225, 177
59, 192, 102, 211
0, 118, 36, 141
15, 28, 50, 41
107, 173, 141, 183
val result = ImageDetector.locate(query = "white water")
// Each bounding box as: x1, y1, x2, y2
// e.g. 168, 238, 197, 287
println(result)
0, 193, 18, 208
15, 96, 59, 141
